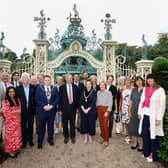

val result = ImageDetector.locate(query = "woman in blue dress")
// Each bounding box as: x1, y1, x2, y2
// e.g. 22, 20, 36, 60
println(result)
80, 80, 97, 143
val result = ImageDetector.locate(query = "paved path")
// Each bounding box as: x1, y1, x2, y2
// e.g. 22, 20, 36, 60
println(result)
1, 129, 162, 168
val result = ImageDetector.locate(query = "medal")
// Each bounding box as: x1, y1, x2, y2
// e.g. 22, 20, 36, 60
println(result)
84, 90, 93, 103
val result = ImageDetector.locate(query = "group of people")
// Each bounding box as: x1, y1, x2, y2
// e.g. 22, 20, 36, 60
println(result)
0, 71, 166, 163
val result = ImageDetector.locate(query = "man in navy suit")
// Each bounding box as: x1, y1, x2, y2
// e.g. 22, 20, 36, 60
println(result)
16, 72, 36, 148
59, 74, 79, 144
35, 75, 58, 149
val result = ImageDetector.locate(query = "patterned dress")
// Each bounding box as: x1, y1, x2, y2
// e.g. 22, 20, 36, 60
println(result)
2, 99, 22, 153
121, 88, 132, 124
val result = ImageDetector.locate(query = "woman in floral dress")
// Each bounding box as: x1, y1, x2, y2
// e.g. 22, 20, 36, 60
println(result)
2, 86, 22, 158
120, 77, 132, 143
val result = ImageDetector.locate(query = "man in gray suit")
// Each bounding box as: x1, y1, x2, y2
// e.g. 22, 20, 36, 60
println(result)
0, 72, 11, 152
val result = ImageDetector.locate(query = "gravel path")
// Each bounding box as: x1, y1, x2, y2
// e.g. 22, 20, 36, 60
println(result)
1, 128, 162, 168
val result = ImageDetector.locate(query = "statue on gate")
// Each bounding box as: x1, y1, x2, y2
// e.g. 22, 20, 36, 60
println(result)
73, 4, 79, 18
141, 34, 148, 60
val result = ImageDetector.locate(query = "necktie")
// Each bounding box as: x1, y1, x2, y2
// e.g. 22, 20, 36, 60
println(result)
4, 83, 8, 89
46, 87, 51, 104
68, 84, 72, 104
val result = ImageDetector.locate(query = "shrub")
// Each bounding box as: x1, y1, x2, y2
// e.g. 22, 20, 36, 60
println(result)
158, 96, 168, 165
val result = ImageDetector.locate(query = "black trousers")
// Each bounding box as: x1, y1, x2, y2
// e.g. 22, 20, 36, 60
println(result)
62, 105, 76, 139
109, 111, 114, 136
21, 114, 34, 145
141, 115, 160, 161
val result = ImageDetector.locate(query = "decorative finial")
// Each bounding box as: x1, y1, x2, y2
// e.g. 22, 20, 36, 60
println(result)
22, 48, 27, 54
141, 34, 148, 60
0, 32, 5, 45
101, 13, 116, 40
73, 4, 79, 18
67, 4, 81, 25
34, 10, 50, 39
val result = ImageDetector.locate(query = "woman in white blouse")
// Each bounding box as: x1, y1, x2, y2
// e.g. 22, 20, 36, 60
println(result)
138, 73, 166, 162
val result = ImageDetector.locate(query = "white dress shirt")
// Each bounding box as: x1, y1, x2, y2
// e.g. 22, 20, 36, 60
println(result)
66, 83, 73, 103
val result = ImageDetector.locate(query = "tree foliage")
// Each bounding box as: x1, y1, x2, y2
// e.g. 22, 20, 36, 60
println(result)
4, 51, 18, 72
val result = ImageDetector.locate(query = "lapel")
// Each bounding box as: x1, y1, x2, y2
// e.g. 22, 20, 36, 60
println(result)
50, 85, 55, 100
64, 84, 68, 100
41, 85, 47, 99
72, 84, 75, 97
21, 85, 27, 102
28, 85, 33, 103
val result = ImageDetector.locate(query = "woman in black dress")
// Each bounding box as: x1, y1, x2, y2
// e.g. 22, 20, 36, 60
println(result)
80, 80, 97, 143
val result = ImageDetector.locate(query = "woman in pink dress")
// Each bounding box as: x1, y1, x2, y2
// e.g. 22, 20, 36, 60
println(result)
2, 86, 22, 158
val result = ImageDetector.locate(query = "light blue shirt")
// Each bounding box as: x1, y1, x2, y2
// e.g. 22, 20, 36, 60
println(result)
23, 84, 29, 108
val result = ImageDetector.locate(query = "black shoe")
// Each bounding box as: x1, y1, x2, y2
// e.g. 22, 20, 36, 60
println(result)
131, 145, 138, 150
21, 144, 27, 149
64, 138, 69, 144
109, 133, 112, 138
77, 128, 81, 132
29, 141, 34, 147
48, 141, 54, 146
37, 144, 42, 149
137, 148, 143, 152
71, 138, 76, 144
14, 150, 20, 155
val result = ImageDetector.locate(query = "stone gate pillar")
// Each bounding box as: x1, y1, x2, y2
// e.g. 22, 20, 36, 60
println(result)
102, 40, 117, 83
0, 60, 12, 73
135, 60, 154, 79
33, 39, 49, 75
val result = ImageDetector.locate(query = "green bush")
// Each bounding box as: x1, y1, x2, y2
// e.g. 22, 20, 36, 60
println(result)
158, 96, 168, 164
152, 57, 168, 94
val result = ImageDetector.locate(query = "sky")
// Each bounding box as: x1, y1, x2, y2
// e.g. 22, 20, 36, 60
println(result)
0, 0, 168, 56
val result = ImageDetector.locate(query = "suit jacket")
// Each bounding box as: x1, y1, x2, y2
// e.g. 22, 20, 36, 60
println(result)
74, 82, 84, 97
0, 81, 12, 112
0, 82, 5, 112
16, 84, 36, 117
35, 85, 59, 115
58, 83, 79, 113
108, 85, 117, 111
11, 81, 22, 88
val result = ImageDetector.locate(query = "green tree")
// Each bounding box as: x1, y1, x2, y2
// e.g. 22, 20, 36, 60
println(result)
4, 51, 18, 71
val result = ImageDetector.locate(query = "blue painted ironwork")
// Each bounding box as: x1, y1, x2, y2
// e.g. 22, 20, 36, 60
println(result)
61, 4, 87, 49
34, 10, 50, 39
55, 56, 96, 74
101, 13, 116, 40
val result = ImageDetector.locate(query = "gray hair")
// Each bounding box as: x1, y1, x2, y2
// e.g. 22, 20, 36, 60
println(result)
118, 76, 125, 85
21, 72, 30, 80
56, 76, 63, 81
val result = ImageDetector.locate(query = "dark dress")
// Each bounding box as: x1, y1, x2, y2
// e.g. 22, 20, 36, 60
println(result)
129, 88, 143, 137
80, 89, 97, 135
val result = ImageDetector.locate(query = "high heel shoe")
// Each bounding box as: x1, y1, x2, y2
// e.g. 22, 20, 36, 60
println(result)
137, 148, 143, 152
131, 144, 138, 150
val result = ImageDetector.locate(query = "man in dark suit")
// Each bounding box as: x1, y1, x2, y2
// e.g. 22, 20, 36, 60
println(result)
59, 74, 79, 144
80, 72, 89, 87
35, 75, 58, 149
106, 75, 117, 137
11, 72, 21, 88
16, 72, 36, 148
73, 74, 84, 132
